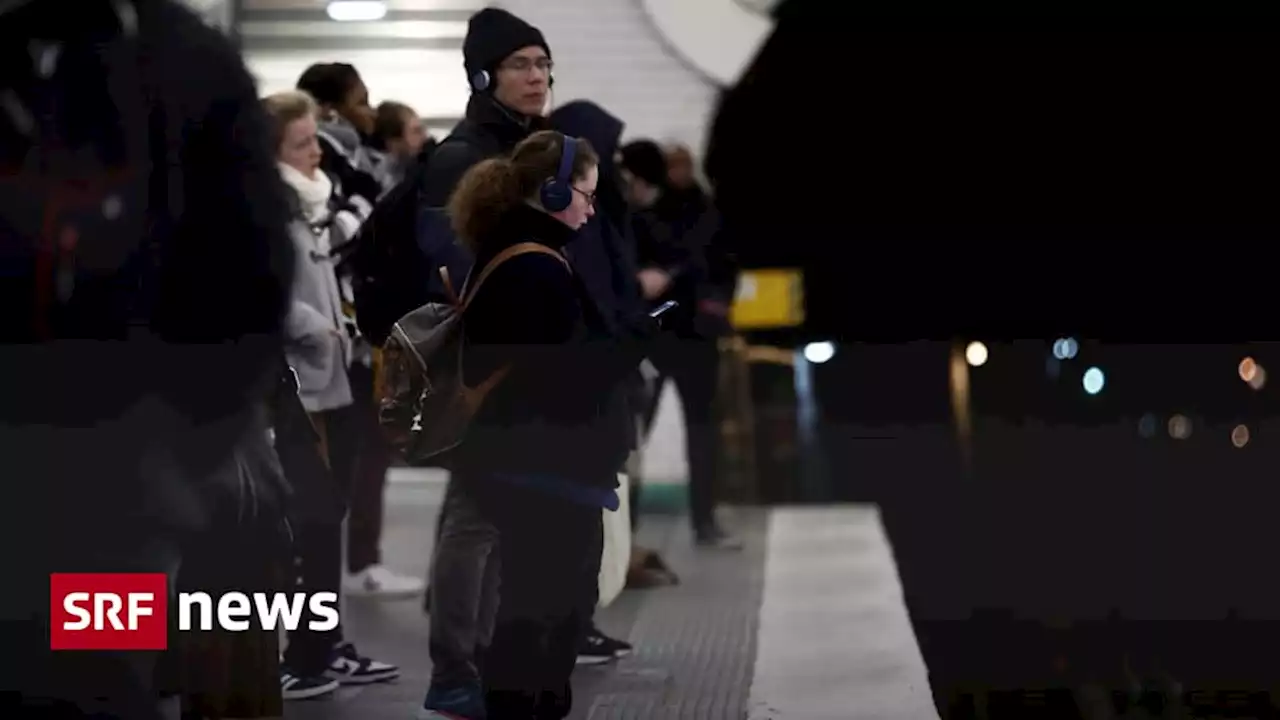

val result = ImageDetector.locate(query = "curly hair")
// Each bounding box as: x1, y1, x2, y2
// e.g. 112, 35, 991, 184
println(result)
447, 130, 598, 253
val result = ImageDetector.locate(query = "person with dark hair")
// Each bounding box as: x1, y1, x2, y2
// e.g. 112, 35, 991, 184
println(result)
549, 100, 678, 664
0, 1, 294, 717
417, 7, 559, 703
618, 140, 741, 549
295, 66, 422, 601
420, 130, 644, 720
420, 8, 553, 208
372, 100, 431, 191
296, 62, 382, 205
346, 7, 552, 355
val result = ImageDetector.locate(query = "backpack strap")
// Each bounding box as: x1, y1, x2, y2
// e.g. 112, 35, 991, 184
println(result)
452, 242, 571, 402
437, 241, 570, 311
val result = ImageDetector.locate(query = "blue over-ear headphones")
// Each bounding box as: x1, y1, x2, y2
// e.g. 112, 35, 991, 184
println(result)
539, 134, 576, 213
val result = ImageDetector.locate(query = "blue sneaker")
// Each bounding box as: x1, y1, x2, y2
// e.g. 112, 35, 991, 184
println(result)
418, 682, 486, 720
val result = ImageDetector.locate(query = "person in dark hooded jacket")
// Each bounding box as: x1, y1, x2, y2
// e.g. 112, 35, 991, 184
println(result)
0, 1, 294, 717
548, 100, 650, 664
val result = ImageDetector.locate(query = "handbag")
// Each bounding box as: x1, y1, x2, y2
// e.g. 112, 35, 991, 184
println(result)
598, 472, 633, 608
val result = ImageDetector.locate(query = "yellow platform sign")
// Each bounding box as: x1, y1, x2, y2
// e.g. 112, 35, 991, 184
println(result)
730, 269, 804, 330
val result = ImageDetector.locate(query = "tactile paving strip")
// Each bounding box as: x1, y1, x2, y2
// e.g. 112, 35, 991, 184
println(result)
285, 482, 767, 720
575, 511, 769, 720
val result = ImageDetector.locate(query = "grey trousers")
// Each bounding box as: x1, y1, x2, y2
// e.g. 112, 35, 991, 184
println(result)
428, 477, 501, 689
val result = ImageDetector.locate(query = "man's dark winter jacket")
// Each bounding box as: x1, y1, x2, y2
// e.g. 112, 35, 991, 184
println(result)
421, 94, 547, 208
416, 94, 545, 299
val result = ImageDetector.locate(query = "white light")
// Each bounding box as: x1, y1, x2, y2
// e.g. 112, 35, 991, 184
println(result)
964, 341, 988, 367
1082, 366, 1105, 395
1052, 337, 1078, 360
803, 341, 835, 364
326, 1, 387, 22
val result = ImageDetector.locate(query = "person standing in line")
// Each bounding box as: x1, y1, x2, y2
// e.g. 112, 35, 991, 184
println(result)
295, 64, 426, 599
372, 100, 433, 192
618, 140, 741, 549
296, 62, 382, 207
0, 1, 294, 717
262, 90, 403, 695
419, 10, 562, 718
426, 130, 643, 720
548, 99, 658, 664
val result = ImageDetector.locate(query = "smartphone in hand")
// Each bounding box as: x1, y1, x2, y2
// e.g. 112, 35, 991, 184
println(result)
649, 300, 679, 319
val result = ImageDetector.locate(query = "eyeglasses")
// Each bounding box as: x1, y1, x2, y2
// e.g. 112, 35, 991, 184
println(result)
499, 57, 553, 74
571, 186, 596, 205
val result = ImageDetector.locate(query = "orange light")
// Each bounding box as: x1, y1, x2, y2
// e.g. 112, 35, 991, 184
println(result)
1249, 366, 1268, 391
1240, 357, 1258, 383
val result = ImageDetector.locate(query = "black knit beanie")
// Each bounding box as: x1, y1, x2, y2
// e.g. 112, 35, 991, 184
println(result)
463, 8, 550, 86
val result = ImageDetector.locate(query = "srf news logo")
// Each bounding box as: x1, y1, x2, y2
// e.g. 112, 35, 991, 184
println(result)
50, 573, 339, 650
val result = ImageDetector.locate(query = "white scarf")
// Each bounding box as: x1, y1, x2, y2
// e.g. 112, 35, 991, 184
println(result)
278, 162, 333, 223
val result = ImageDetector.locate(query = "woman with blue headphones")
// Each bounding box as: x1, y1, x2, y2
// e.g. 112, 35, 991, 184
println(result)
417, 130, 651, 720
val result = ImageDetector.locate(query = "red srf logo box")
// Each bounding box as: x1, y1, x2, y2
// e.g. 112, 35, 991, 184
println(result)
50, 573, 169, 650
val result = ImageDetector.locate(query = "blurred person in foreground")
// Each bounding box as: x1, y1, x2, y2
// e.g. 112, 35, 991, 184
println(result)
427, 130, 642, 720
618, 140, 740, 548
0, 0, 294, 717
156, 360, 296, 718
705, 1, 1280, 718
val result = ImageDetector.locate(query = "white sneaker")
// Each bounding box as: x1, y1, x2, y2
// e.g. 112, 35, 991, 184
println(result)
343, 565, 425, 599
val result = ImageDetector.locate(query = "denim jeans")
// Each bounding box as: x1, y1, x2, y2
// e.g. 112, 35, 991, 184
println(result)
428, 477, 501, 689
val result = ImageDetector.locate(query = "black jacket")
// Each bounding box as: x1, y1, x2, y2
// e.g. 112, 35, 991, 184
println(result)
548, 101, 648, 339
316, 129, 382, 206
631, 190, 736, 339
420, 94, 547, 208
550, 101, 650, 457
452, 206, 649, 488
0, 0, 295, 536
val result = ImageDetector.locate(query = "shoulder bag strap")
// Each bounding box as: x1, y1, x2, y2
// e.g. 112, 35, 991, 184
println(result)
460, 242, 570, 310
453, 243, 571, 399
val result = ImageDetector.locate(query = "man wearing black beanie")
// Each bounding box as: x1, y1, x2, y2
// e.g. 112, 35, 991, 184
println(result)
417, 8, 557, 720
418, 7, 552, 208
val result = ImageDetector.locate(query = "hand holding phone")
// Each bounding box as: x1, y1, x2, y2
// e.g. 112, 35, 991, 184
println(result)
649, 300, 679, 319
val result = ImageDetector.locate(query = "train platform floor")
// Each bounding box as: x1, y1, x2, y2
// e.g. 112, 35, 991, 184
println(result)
285, 472, 936, 720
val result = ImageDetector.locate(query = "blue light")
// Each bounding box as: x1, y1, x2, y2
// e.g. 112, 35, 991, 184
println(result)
1083, 366, 1105, 395
1053, 337, 1079, 360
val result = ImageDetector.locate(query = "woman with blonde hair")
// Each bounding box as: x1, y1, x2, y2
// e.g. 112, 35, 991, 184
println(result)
260, 89, 399, 699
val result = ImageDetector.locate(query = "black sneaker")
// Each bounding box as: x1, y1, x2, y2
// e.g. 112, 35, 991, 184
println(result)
576, 626, 631, 665
280, 671, 339, 700
325, 641, 400, 684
